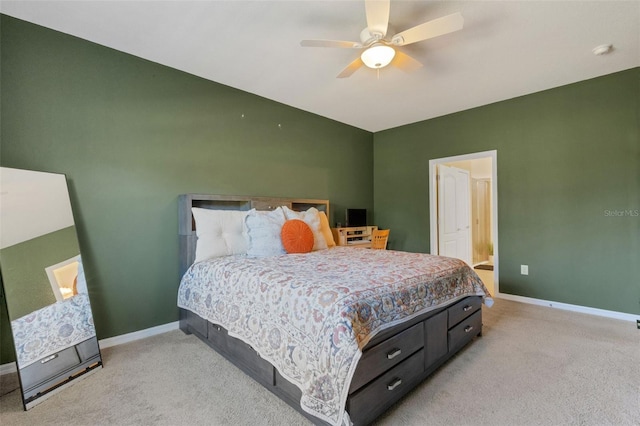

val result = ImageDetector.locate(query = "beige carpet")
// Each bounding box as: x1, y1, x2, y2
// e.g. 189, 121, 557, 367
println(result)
1, 299, 638, 425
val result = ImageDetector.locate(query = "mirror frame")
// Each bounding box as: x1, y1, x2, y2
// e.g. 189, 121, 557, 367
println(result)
0, 167, 103, 410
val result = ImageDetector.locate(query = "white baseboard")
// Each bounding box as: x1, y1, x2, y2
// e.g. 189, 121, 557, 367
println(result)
0, 361, 17, 375
496, 292, 639, 323
0, 321, 180, 376
98, 321, 180, 349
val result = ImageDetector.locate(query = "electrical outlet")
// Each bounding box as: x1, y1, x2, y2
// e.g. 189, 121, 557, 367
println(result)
521, 265, 529, 275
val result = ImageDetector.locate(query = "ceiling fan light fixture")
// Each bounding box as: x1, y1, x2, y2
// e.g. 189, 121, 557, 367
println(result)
361, 44, 396, 69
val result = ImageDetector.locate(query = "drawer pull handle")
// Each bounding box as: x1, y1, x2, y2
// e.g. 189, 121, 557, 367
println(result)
464, 325, 474, 333
40, 354, 58, 364
387, 378, 402, 391
463, 305, 473, 312
386, 348, 402, 360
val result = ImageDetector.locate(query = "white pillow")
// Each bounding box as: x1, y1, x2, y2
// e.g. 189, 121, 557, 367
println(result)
245, 207, 286, 257
282, 206, 328, 251
192, 208, 249, 262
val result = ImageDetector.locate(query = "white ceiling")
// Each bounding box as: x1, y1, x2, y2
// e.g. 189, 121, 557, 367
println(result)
1, 1, 638, 132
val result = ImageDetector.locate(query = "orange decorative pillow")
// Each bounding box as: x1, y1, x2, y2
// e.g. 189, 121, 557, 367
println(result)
281, 219, 314, 254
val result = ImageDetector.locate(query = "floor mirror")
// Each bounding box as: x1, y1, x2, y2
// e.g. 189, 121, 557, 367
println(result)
0, 167, 102, 409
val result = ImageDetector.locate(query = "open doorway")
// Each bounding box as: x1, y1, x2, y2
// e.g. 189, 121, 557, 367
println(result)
429, 150, 498, 296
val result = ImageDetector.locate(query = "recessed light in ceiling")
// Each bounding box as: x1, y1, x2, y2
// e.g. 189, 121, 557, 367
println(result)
592, 44, 613, 55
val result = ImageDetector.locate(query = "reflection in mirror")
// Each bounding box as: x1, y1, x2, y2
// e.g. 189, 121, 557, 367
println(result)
0, 167, 102, 410
46, 255, 82, 302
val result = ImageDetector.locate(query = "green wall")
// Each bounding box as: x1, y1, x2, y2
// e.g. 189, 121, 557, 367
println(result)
0, 15, 373, 363
1, 226, 80, 320
374, 67, 639, 315
0, 282, 15, 364
1, 13, 637, 365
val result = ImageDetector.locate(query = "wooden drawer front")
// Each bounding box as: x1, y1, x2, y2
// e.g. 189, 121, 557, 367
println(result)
226, 336, 274, 386
348, 349, 425, 425
20, 346, 81, 390
448, 296, 482, 328
424, 310, 448, 369
274, 369, 302, 402
448, 310, 482, 354
186, 310, 208, 337
350, 322, 423, 393
207, 322, 228, 351
75, 337, 100, 361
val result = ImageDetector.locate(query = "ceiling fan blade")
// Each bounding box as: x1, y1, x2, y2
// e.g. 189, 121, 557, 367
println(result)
390, 50, 423, 73
337, 57, 364, 78
392, 12, 464, 46
301, 39, 362, 48
365, 0, 390, 37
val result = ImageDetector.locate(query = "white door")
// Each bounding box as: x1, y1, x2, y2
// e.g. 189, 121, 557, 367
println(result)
438, 164, 472, 266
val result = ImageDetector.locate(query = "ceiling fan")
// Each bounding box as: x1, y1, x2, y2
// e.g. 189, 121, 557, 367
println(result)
301, 0, 464, 78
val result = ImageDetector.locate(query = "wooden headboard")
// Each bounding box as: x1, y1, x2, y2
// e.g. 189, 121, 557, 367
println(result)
178, 194, 329, 276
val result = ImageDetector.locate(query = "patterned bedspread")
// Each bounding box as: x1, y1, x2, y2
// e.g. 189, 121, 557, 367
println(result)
11, 293, 96, 369
178, 247, 491, 426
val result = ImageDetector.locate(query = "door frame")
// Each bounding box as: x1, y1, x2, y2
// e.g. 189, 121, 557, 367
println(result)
429, 150, 499, 294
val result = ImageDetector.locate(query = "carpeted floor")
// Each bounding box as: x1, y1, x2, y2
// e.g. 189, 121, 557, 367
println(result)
1, 299, 638, 425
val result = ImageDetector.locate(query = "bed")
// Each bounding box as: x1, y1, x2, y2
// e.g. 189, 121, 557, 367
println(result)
11, 293, 96, 370
177, 194, 491, 425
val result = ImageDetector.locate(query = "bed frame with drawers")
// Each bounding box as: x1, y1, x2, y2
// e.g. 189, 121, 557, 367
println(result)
178, 194, 483, 425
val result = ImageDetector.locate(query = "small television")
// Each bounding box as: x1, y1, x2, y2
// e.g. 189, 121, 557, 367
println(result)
345, 208, 367, 227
